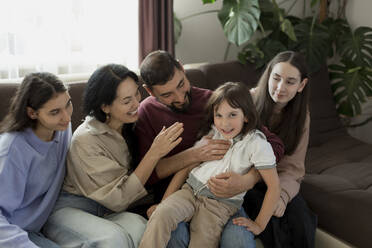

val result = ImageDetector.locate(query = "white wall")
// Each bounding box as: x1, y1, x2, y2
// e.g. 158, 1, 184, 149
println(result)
174, 0, 372, 144
346, 0, 372, 28
174, 0, 372, 63
174, 0, 240, 64
173, 0, 302, 64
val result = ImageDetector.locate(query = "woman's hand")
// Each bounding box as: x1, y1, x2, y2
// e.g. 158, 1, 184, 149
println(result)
232, 217, 264, 235
146, 204, 159, 219
148, 122, 183, 159
273, 198, 286, 217
146, 204, 158, 218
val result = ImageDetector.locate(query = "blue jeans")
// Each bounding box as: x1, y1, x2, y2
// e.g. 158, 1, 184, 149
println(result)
167, 207, 255, 248
28, 232, 60, 248
43, 191, 147, 248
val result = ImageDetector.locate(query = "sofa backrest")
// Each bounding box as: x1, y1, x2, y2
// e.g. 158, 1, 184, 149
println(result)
66, 81, 86, 131
198, 61, 260, 90
0, 61, 346, 148
0, 83, 19, 124
186, 61, 346, 148
307, 65, 346, 146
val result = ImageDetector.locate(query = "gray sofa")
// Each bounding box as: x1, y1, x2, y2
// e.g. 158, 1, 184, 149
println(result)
1, 61, 371, 248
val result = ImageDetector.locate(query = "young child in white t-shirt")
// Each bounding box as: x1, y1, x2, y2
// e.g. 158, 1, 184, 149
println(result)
139, 82, 280, 248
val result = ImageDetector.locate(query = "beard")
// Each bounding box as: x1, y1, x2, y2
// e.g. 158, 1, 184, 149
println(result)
168, 90, 192, 113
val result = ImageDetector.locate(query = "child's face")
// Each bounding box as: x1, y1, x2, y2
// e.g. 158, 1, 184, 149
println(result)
29, 91, 73, 133
214, 100, 246, 140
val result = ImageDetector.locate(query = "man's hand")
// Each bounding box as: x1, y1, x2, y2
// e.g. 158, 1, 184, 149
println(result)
208, 172, 246, 198
192, 135, 230, 163
232, 217, 264, 235
146, 204, 158, 218
273, 198, 286, 217
208, 170, 260, 198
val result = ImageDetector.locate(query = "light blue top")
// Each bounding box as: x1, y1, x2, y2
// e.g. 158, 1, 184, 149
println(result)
0, 124, 71, 248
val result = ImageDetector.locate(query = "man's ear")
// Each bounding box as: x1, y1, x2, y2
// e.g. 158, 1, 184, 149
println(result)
297, 78, 308, 93
27, 107, 38, 120
143, 84, 155, 97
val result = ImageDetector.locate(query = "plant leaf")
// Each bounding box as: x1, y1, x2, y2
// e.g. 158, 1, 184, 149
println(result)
291, 18, 330, 73
258, 0, 273, 12
311, 0, 320, 8
259, 0, 283, 31
256, 38, 287, 67
322, 18, 349, 57
329, 59, 372, 116
239, 38, 286, 68
218, 0, 261, 46
238, 43, 264, 65
202, 0, 217, 4
281, 18, 297, 41
338, 26, 372, 67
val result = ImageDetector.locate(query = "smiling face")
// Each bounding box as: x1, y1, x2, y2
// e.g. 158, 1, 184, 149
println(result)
213, 100, 246, 140
268, 62, 308, 109
102, 77, 141, 131
146, 68, 191, 112
28, 91, 73, 140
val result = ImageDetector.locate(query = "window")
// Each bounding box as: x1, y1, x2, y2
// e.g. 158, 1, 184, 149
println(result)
0, 0, 138, 82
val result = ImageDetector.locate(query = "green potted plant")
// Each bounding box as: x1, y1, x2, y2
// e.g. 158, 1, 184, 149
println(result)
175, 0, 372, 125
239, 0, 372, 122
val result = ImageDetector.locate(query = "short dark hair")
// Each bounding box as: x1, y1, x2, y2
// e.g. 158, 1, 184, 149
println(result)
0, 72, 67, 133
255, 51, 310, 155
83, 64, 138, 122
199, 82, 260, 138
140, 50, 182, 89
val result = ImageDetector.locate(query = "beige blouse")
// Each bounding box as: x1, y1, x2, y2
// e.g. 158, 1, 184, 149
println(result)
63, 116, 147, 212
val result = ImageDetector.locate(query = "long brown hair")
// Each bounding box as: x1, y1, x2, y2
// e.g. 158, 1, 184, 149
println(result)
254, 51, 309, 155
0, 72, 67, 133
199, 82, 260, 138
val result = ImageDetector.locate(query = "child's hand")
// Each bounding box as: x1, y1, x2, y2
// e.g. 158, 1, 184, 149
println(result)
232, 217, 264, 235
146, 204, 158, 218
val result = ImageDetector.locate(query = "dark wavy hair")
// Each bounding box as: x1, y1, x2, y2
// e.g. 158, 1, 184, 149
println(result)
83, 64, 139, 166
83, 64, 138, 123
0, 72, 67, 133
254, 51, 309, 155
140, 50, 183, 89
199, 82, 260, 139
